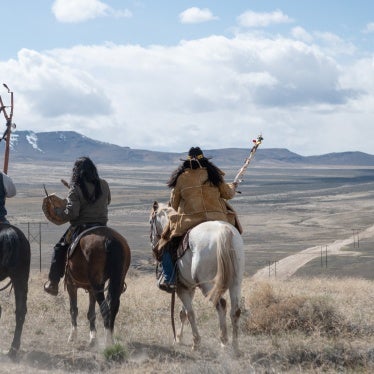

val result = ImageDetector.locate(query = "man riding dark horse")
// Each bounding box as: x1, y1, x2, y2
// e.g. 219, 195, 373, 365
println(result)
154, 147, 242, 293
44, 157, 111, 296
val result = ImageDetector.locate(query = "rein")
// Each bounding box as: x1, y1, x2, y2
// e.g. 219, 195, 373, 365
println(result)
150, 207, 177, 341
0, 279, 12, 292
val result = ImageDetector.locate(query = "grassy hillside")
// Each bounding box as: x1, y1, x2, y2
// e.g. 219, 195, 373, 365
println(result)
0, 271, 373, 373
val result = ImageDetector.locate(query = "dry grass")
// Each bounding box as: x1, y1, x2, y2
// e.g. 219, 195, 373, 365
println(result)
0, 271, 373, 373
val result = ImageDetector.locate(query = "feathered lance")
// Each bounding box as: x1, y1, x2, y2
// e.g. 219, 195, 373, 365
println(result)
233, 134, 263, 187
0, 83, 15, 174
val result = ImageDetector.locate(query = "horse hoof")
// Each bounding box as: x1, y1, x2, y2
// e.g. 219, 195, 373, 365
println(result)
7, 347, 19, 362
68, 328, 78, 343
89, 331, 97, 347
89, 338, 96, 347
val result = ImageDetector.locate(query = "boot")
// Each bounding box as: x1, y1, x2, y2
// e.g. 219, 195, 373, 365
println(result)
158, 250, 176, 293
45, 243, 68, 296
44, 280, 59, 296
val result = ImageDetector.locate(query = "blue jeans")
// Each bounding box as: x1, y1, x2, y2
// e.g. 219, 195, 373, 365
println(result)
161, 251, 176, 284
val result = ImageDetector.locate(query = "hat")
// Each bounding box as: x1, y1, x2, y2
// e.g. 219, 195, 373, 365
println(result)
180, 147, 211, 161
188, 147, 204, 160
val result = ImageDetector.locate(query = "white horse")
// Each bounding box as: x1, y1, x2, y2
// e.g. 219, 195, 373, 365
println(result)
149, 201, 244, 352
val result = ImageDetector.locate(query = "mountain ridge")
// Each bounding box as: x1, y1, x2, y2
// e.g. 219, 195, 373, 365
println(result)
3, 130, 374, 167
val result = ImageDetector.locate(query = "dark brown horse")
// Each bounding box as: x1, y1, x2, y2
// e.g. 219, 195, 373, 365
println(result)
0, 224, 30, 359
64, 226, 131, 346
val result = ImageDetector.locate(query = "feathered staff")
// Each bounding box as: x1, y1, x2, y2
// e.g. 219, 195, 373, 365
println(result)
233, 134, 263, 186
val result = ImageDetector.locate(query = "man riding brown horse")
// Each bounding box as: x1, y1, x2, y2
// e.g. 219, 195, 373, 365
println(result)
44, 157, 111, 296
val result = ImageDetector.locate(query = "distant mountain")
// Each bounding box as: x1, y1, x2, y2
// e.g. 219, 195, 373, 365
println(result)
2, 130, 374, 167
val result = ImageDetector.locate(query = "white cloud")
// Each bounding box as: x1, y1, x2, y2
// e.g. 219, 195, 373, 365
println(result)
179, 7, 218, 24
238, 9, 293, 28
362, 22, 374, 34
314, 31, 356, 56
2, 31, 373, 155
291, 26, 313, 43
52, 0, 131, 23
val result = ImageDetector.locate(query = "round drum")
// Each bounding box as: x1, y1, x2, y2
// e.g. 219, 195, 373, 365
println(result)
42, 194, 68, 225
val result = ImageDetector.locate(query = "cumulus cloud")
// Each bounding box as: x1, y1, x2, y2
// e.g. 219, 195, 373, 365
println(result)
238, 9, 293, 28
6, 49, 111, 118
52, 0, 131, 23
362, 22, 374, 34
314, 31, 356, 55
291, 26, 313, 43
2, 29, 372, 155
179, 7, 218, 24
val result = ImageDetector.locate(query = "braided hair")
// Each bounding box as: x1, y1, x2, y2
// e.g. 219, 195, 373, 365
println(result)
70, 157, 102, 203
167, 147, 223, 188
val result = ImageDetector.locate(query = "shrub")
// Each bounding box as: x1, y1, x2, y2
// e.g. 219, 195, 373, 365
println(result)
244, 282, 344, 336
103, 343, 128, 363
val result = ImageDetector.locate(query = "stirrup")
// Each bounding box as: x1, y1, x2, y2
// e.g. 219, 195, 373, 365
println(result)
157, 275, 176, 293
44, 280, 59, 296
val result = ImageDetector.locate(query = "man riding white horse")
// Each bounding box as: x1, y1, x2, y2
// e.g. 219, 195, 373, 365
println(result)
155, 146, 242, 292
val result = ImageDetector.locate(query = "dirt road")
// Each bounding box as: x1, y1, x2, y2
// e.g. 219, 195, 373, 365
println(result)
252, 224, 374, 280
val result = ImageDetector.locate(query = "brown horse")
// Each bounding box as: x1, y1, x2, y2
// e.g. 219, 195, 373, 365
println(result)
0, 224, 30, 360
64, 226, 131, 347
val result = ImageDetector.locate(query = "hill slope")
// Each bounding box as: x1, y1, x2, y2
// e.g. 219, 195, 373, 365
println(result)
2, 130, 374, 167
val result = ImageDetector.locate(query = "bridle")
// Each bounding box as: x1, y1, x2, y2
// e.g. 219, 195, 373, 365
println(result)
149, 211, 161, 251
149, 207, 168, 250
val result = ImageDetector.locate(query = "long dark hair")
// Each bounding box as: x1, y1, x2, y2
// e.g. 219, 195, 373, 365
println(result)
167, 147, 224, 188
70, 157, 102, 203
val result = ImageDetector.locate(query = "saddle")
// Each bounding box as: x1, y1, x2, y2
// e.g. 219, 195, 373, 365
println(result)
67, 224, 106, 258
177, 230, 192, 259
164, 230, 191, 263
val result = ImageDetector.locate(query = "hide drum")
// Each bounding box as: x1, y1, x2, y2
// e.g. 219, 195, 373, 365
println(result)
42, 194, 68, 225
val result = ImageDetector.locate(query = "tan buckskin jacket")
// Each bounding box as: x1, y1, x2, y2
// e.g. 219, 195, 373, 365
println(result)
163, 168, 242, 242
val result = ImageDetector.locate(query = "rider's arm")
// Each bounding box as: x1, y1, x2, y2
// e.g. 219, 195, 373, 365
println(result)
2, 173, 16, 198
218, 181, 236, 200
60, 186, 80, 220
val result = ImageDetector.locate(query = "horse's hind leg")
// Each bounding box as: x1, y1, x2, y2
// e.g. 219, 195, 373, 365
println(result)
199, 283, 228, 348
87, 292, 97, 346
216, 297, 228, 347
177, 288, 200, 350
106, 281, 122, 334
93, 284, 113, 346
176, 306, 187, 344
9, 277, 28, 359
229, 282, 242, 354
67, 284, 78, 343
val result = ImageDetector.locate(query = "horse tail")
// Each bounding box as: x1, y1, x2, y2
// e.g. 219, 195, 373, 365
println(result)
105, 238, 125, 298
207, 225, 236, 306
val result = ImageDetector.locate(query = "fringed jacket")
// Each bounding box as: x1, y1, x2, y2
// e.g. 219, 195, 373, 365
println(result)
165, 168, 242, 239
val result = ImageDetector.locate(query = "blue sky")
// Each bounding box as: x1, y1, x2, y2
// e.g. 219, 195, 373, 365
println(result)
1, 0, 373, 155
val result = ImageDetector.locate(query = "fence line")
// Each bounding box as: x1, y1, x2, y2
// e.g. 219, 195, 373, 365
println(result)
14, 222, 372, 276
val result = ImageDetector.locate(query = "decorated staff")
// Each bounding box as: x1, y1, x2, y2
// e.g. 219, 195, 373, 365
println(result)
0, 83, 15, 174
233, 134, 263, 186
